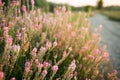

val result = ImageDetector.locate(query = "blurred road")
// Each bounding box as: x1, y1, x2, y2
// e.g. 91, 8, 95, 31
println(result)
89, 13, 120, 76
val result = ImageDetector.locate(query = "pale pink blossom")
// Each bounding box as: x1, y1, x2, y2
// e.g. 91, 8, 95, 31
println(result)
31, 0, 34, 5
94, 48, 100, 54
62, 6, 66, 12
86, 78, 91, 80
46, 41, 52, 48
53, 41, 57, 47
0, 0, 2, 5
32, 48, 37, 53
6, 37, 13, 47
25, 67, 30, 73
36, 24, 42, 30
12, 44, 20, 53
3, 26, 9, 32
34, 17, 38, 22
68, 73, 73, 79
10, 77, 16, 80
103, 52, 109, 58
68, 60, 76, 71
63, 51, 67, 57
52, 65, 58, 72
16, 32, 21, 40
94, 69, 99, 76
34, 59, 39, 64
68, 47, 72, 51
0, 71, 4, 79
41, 70, 48, 76
79, 64, 82, 68
113, 70, 118, 75
43, 61, 50, 68
32, 47, 37, 57
54, 8, 59, 15
12, 0, 16, 5
25, 61, 31, 67
37, 63, 43, 69
40, 46, 46, 53
88, 55, 94, 60
22, 5, 26, 13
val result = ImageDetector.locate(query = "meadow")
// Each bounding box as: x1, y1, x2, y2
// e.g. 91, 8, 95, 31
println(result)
0, 0, 118, 80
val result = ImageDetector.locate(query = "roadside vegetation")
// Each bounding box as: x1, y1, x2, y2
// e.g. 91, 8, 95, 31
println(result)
0, 0, 119, 80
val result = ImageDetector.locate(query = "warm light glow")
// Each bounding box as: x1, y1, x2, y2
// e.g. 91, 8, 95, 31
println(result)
47, 0, 120, 7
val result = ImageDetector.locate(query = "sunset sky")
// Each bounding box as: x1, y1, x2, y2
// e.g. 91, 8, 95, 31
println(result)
47, 0, 120, 7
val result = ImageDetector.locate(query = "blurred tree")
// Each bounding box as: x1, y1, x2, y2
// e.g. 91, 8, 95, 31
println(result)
35, 0, 49, 12
97, 0, 103, 9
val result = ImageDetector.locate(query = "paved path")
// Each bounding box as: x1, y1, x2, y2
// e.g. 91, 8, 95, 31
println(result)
89, 13, 120, 77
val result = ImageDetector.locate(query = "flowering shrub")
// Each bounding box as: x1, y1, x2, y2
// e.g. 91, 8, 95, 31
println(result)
0, 0, 118, 80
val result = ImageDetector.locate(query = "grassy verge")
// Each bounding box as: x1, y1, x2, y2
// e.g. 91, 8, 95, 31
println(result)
101, 11, 120, 21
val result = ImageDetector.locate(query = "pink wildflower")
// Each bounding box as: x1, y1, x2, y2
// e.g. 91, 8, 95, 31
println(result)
34, 17, 38, 22
94, 48, 100, 54
86, 78, 91, 80
68, 60, 76, 72
16, 32, 21, 40
0, 71, 4, 79
46, 41, 52, 48
103, 52, 109, 58
31, 0, 34, 5
12, 45, 20, 53
6, 37, 13, 47
12, 0, 16, 5
37, 63, 43, 69
79, 64, 82, 68
41, 70, 48, 76
32, 47, 37, 53
22, 5, 26, 13
31, 47, 37, 57
25, 67, 30, 73
94, 69, 99, 76
34, 59, 39, 64
36, 24, 42, 30
113, 70, 118, 75
25, 61, 31, 67
88, 55, 94, 60
54, 8, 59, 15
43, 61, 50, 68
3, 26, 9, 32
62, 6, 66, 12
63, 51, 67, 57
52, 65, 58, 72
68, 73, 73, 79
10, 77, 16, 80
68, 47, 72, 51
0, 0, 2, 5
53, 41, 57, 47
40, 46, 46, 53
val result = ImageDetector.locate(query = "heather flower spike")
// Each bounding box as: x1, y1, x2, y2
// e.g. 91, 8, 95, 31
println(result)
52, 65, 58, 72
0, 71, 4, 79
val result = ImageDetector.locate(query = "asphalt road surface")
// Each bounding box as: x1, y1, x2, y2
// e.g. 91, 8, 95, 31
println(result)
89, 13, 120, 77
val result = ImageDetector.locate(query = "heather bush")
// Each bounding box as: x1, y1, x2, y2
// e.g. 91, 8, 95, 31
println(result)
0, 0, 118, 80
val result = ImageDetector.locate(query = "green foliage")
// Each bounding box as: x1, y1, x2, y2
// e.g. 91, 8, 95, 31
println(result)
97, 0, 103, 9
35, 0, 49, 12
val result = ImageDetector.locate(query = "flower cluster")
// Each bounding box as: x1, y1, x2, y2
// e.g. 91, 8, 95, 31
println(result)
0, 1, 118, 80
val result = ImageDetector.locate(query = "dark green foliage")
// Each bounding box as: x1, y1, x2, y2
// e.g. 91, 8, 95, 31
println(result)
97, 0, 103, 9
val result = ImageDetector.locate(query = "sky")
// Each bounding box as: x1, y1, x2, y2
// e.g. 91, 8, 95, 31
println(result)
47, 0, 120, 7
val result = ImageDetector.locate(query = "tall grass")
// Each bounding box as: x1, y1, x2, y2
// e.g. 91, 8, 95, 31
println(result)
0, 0, 118, 80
